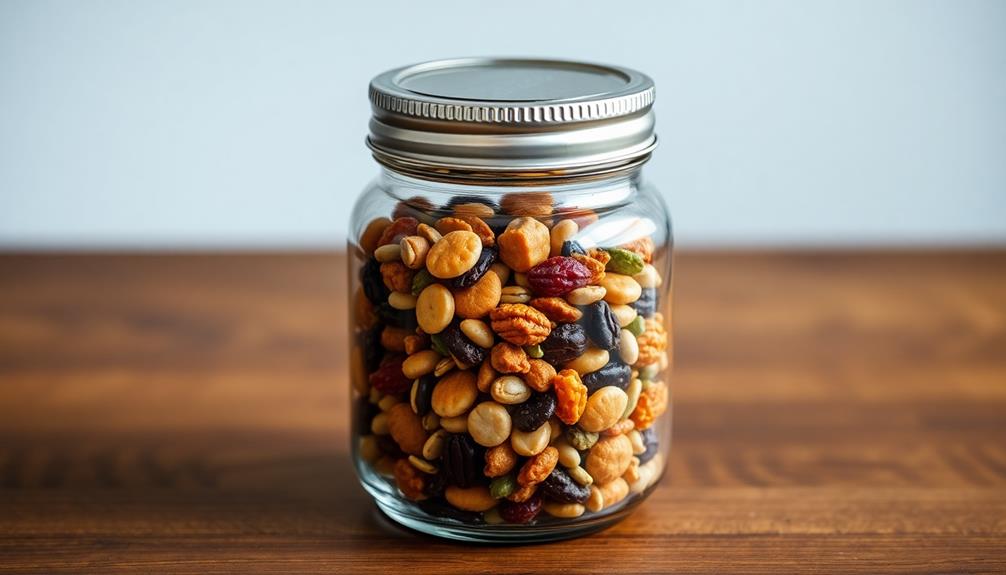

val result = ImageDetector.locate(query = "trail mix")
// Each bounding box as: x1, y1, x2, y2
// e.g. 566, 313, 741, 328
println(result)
352, 193, 670, 524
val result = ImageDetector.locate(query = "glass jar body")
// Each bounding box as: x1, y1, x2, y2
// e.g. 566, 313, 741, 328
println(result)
348, 168, 673, 542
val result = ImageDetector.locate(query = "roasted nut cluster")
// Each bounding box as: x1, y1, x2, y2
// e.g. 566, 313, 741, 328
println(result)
353, 195, 670, 524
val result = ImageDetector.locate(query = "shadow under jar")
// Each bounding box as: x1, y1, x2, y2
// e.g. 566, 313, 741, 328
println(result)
349, 58, 673, 543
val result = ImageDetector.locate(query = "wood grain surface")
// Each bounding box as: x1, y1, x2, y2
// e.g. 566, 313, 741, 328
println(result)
0, 251, 1004, 574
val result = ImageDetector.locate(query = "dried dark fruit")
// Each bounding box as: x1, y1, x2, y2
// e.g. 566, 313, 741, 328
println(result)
633, 287, 658, 318
582, 300, 620, 351
638, 427, 659, 464
443, 433, 483, 489
376, 435, 405, 459
540, 322, 588, 366
368, 355, 411, 394
440, 322, 487, 367
425, 469, 449, 497
412, 374, 436, 416
527, 256, 592, 297
581, 360, 632, 394
376, 303, 418, 331
418, 498, 485, 524
499, 493, 543, 524
450, 246, 497, 289
361, 257, 389, 303
354, 395, 378, 434
539, 468, 590, 504
361, 324, 384, 371
512, 392, 557, 432
561, 240, 587, 257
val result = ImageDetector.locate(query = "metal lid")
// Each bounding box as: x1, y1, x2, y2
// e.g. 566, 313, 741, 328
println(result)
367, 58, 657, 180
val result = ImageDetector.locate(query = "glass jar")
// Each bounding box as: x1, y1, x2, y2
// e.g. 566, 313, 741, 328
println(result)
349, 58, 672, 542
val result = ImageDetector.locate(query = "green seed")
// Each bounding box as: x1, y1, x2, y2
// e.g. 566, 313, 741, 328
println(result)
411, 269, 435, 296
430, 333, 449, 357
626, 315, 645, 337
566, 427, 599, 451
524, 344, 544, 359
604, 247, 645, 276
490, 474, 518, 499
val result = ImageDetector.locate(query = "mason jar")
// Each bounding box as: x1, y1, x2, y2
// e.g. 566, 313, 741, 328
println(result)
349, 58, 672, 542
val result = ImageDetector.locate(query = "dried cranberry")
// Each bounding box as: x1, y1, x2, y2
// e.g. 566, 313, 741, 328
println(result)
582, 300, 620, 351
638, 427, 659, 464
581, 360, 632, 394
443, 433, 483, 488
560, 240, 587, 257
539, 468, 590, 504
499, 493, 543, 524
527, 256, 592, 297
450, 247, 497, 289
633, 287, 658, 318
512, 392, 556, 432
360, 257, 389, 303
440, 321, 487, 367
368, 356, 411, 394
540, 322, 588, 366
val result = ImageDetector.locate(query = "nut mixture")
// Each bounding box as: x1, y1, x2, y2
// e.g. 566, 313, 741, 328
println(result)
353, 195, 670, 524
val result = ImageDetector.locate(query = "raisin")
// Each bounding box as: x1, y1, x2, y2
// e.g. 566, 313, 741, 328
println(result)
368, 356, 411, 394
412, 374, 436, 416
560, 240, 587, 257
539, 468, 590, 504
376, 435, 405, 459
425, 470, 449, 497
418, 498, 485, 524
527, 256, 592, 297
360, 324, 384, 371
633, 287, 658, 318
540, 322, 588, 366
512, 392, 557, 432
582, 300, 620, 351
443, 433, 483, 488
450, 246, 497, 289
440, 321, 487, 367
638, 427, 659, 464
376, 302, 418, 331
361, 257, 389, 303
581, 360, 632, 393
499, 493, 543, 524
354, 395, 378, 434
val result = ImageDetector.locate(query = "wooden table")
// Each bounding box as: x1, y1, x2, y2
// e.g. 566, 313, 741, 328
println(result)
1, 251, 1004, 573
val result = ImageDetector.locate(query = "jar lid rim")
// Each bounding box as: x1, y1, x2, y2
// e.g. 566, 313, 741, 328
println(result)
367, 57, 657, 178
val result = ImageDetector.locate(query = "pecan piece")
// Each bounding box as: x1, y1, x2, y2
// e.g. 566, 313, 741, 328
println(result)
620, 236, 655, 263
490, 342, 531, 374
571, 253, 606, 284
489, 303, 551, 346
517, 446, 559, 486
393, 458, 428, 501
636, 317, 668, 366
380, 261, 414, 293
530, 297, 583, 323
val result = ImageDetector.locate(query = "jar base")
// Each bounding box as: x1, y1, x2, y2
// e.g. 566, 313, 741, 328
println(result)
362, 464, 658, 544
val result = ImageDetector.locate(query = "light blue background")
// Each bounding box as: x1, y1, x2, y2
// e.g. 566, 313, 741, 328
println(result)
2, 0, 1004, 248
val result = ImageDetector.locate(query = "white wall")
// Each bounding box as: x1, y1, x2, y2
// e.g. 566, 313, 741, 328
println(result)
1, 0, 1004, 249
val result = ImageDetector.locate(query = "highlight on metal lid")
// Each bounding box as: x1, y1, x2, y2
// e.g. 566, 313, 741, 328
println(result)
366, 58, 657, 179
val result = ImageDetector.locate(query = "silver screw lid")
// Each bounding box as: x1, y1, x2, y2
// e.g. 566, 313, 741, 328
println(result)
367, 58, 657, 179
